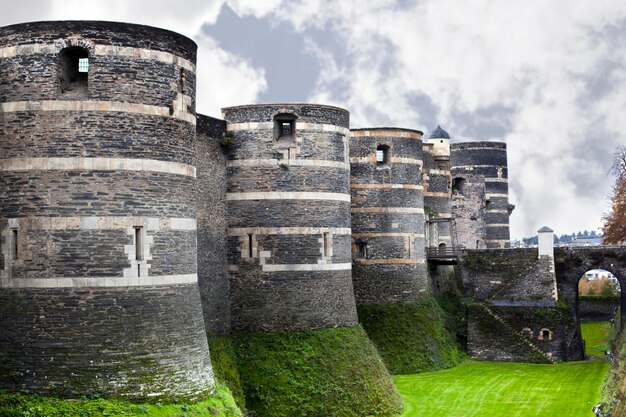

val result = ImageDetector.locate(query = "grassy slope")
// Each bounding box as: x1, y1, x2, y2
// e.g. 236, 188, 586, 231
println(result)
395, 361, 608, 417
357, 298, 464, 375
232, 325, 404, 417
207, 336, 247, 413
0, 383, 242, 417
581, 320, 611, 357
600, 324, 626, 416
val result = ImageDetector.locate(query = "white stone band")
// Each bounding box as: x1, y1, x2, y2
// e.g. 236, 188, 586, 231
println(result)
350, 130, 422, 139
0, 273, 198, 288
485, 178, 509, 183
227, 159, 349, 170
0, 157, 196, 177
261, 262, 351, 272
8, 216, 196, 231
451, 147, 505, 152
0, 43, 195, 72
427, 169, 451, 175
485, 193, 509, 199
1, 99, 195, 125
452, 165, 505, 169
227, 192, 351, 202
485, 224, 510, 228
351, 183, 423, 190
226, 121, 350, 136
352, 233, 426, 238
228, 227, 351, 236
351, 207, 425, 214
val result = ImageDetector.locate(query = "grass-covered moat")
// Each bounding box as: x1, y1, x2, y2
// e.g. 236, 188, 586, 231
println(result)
228, 325, 403, 417
395, 361, 609, 417
357, 298, 465, 375
581, 320, 612, 357
0, 383, 243, 417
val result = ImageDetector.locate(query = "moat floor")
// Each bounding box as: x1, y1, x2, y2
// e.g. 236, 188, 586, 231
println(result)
394, 361, 608, 417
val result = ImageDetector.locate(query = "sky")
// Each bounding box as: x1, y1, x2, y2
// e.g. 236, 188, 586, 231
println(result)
2, 0, 625, 239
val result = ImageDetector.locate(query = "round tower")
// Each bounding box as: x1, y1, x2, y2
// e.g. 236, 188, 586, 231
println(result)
0, 21, 213, 399
450, 141, 513, 248
349, 128, 429, 303
221, 104, 357, 332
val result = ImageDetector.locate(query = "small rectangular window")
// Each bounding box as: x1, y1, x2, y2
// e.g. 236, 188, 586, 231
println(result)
407, 236, 412, 259
248, 233, 254, 258
357, 242, 367, 259
376, 145, 390, 166
134, 227, 144, 261
10, 229, 18, 260
78, 58, 89, 73
323, 233, 330, 257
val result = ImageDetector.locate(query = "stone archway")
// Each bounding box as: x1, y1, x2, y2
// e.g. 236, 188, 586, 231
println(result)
555, 246, 626, 360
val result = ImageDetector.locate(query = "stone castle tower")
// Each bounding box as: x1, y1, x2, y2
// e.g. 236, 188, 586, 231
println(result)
450, 142, 514, 248
422, 125, 453, 250
221, 104, 358, 332
0, 21, 213, 399
0, 20, 515, 402
350, 128, 429, 303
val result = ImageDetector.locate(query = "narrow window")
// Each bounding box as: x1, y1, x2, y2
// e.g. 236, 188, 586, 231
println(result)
281, 122, 292, 136
357, 242, 367, 259
134, 227, 144, 261
376, 145, 390, 166
274, 114, 297, 144
10, 229, 18, 260
59, 47, 89, 93
323, 233, 330, 257
452, 178, 466, 195
407, 235, 412, 259
248, 233, 253, 258
542, 329, 551, 340
78, 57, 89, 73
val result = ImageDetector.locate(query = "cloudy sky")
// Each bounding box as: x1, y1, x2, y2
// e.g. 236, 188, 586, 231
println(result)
3, 0, 625, 239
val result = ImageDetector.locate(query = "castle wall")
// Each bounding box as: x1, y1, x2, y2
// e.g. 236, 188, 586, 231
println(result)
450, 173, 487, 249
0, 21, 213, 400
422, 144, 451, 247
451, 142, 511, 248
221, 104, 358, 333
349, 128, 429, 303
196, 114, 230, 336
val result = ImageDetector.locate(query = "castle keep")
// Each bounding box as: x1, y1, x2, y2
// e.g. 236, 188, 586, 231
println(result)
0, 20, 517, 401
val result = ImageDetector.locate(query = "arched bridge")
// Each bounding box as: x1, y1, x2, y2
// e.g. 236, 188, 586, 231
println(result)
555, 245, 626, 358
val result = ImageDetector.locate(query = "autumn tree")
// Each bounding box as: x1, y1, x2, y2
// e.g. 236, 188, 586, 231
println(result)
603, 146, 626, 244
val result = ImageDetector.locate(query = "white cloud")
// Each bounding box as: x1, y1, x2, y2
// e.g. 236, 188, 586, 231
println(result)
226, 0, 626, 238
3, 0, 625, 238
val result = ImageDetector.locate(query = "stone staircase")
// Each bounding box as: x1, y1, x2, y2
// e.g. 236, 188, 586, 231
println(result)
473, 303, 554, 363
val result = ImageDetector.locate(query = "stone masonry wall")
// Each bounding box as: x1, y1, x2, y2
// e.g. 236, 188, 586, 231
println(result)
0, 21, 213, 400
350, 128, 429, 304
222, 104, 358, 333
196, 114, 231, 336
451, 142, 511, 248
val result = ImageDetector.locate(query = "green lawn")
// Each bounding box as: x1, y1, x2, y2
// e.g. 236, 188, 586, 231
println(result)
394, 361, 608, 417
581, 320, 611, 357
